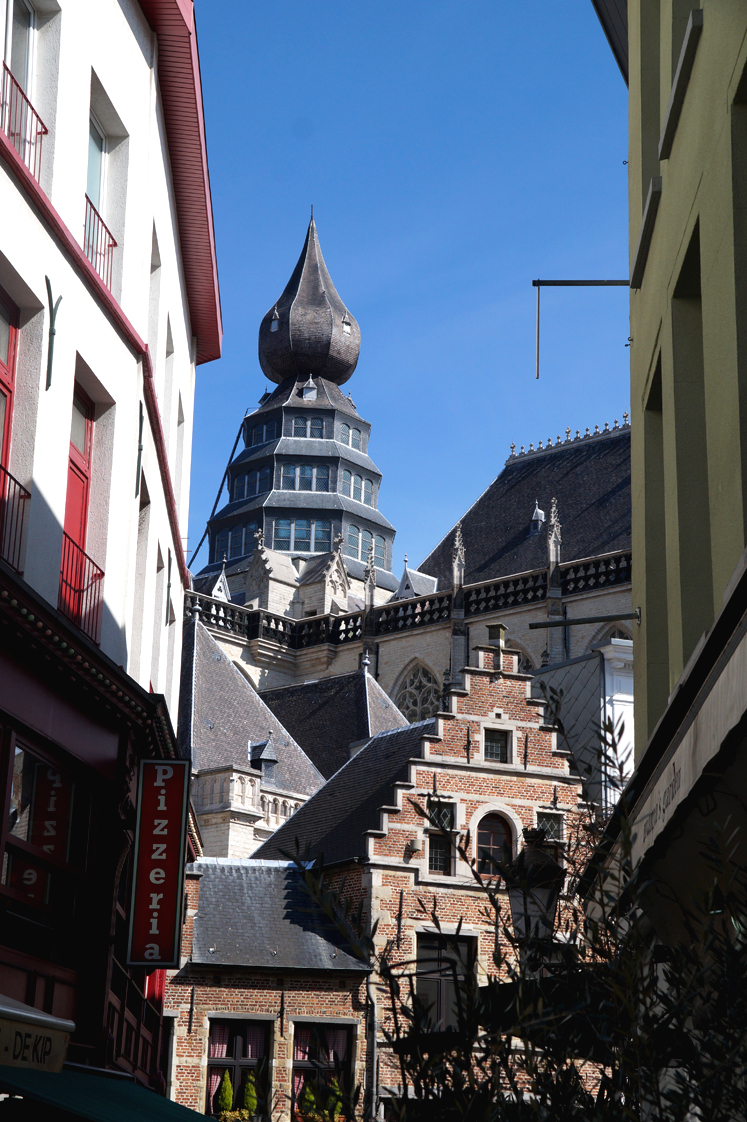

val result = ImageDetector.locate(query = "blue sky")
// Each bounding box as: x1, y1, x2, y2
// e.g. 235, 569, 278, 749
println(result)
189, 1, 628, 573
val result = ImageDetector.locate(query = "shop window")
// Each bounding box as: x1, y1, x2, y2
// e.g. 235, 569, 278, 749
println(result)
416, 936, 475, 1030
292, 1024, 350, 1118
1, 737, 91, 918
207, 1019, 269, 1117
484, 728, 510, 763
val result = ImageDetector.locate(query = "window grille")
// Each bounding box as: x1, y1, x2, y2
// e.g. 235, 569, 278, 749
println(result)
293, 416, 307, 437
299, 465, 313, 491
352, 474, 362, 502
374, 535, 385, 566
310, 417, 324, 439
341, 469, 351, 497
346, 524, 359, 558
282, 464, 296, 490
537, 811, 563, 841
314, 520, 332, 551
315, 465, 329, 492
294, 520, 312, 552
340, 423, 350, 445
363, 479, 373, 505
351, 428, 361, 450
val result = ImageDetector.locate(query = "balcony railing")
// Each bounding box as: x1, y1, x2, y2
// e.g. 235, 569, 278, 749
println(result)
0, 63, 47, 183
0, 463, 29, 573
83, 195, 117, 289
59, 532, 104, 643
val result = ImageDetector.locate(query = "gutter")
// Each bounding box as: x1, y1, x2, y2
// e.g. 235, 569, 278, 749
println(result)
0, 129, 189, 588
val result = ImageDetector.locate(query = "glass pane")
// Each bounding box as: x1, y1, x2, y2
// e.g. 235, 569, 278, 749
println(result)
248, 472, 258, 496
259, 467, 271, 492
70, 395, 88, 455
340, 424, 349, 445
341, 470, 351, 497
351, 429, 361, 451
246, 523, 258, 551
234, 475, 246, 501
0, 300, 11, 369
484, 729, 509, 762
298, 465, 313, 491
315, 466, 329, 493
346, 525, 359, 557
310, 418, 323, 439
353, 476, 362, 502
216, 530, 229, 561
253, 424, 263, 446
361, 530, 372, 559
282, 465, 296, 490
293, 417, 307, 437
428, 834, 450, 873
87, 119, 105, 211
274, 520, 291, 550
295, 520, 311, 552
374, 536, 385, 566
265, 420, 276, 440
537, 812, 562, 840
314, 520, 331, 552
8, 745, 87, 868
363, 480, 373, 505
10, 0, 32, 92
229, 527, 243, 559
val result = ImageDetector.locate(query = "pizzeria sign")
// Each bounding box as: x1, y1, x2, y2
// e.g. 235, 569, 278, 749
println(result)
127, 759, 190, 968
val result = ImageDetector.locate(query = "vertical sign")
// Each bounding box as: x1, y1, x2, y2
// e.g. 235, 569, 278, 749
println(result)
127, 759, 190, 968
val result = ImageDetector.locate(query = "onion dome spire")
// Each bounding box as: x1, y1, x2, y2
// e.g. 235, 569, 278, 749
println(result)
258, 216, 361, 386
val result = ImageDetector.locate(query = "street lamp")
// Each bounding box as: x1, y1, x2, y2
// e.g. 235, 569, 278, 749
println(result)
506, 828, 565, 946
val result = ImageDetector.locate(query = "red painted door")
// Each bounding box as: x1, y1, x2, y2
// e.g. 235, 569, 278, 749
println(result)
60, 391, 93, 623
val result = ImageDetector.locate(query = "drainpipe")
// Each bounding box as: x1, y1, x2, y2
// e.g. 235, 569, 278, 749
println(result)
366, 973, 377, 1121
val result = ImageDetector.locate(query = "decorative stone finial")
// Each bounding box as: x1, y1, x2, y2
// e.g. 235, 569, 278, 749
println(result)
623, 411, 629, 426
565, 427, 571, 442
333, 532, 344, 553
254, 527, 264, 549
452, 522, 466, 589
548, 497, 561, 568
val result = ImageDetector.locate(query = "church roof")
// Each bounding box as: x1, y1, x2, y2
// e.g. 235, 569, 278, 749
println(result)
234, 437, 381, 477
343, 556, 399, 591
260, 670, 409, 779
390, 564, 439, 601
189, 860, 367, 972
258, 217, 361, 386
254, 720, 436, 865
251, 375, 364, 421
178, 620, 324, 797
214, 489, 397, 532
419, 426, 631, 587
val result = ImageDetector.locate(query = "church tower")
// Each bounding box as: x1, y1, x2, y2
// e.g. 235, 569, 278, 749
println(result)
197, 217, 396, 594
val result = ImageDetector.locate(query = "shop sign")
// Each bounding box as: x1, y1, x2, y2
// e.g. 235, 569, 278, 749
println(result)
0, 1017, 70, 1072
127, 760, 190, 967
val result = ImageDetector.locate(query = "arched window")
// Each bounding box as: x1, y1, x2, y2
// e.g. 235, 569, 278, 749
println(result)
259, 465, 271, 493
282, 464, 296, 490
353, 474, 362, 502
363, 479, 373, 505
246, 522, 258, 551
265, 420, 277, 441
340, 423, 350, 445
351, 428, 361, 450
310, 417, 324, 439
608, 628, 631, 641
341, 469, 351, 497
294, 416, 307, 437
215, 528, 229, 562
247, 470, 259, 496
299, 465, 313, 491
346, 524, 359, 558
314, 519, 332, 551
395, 663, 441, 722
274, 520, 291, 550
315, 465, 329, 492
361, 528, 372, 560
229, 525, 244, 559
374, 535, 385, 566
234, 474, 247, 501
253, 423, 263, 445
477, 814, 512, 875
295, 519, 312, 551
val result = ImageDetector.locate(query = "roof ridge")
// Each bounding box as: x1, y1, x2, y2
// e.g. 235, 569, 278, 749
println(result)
506, 415, 630, 464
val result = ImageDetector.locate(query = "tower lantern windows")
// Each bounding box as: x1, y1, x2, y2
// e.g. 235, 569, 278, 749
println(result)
310, 417, 324, 439
273, 518, 333, 552
299, 465, 313, 491
344, 527, 385, 563
234, 474, 247, 501
315, 465, 330, 492
363, 479, 373, 505
347, 524, 359, 557
215, 529, 229, 563
353, 475, 362, 502
294, 416, 307, 438
361, 529, 372, 560
351, 428, 361, 451
340, 423, 350, 445
341, 469, 351, 497
295, 519, 312, 551
374, 534, 385, 566
281, 464, 330, 492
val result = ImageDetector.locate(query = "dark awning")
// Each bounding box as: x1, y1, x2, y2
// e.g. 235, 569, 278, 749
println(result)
0, 1066, 204, 1121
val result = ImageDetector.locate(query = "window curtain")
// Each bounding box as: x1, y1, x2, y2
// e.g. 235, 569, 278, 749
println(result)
325, 1028, 348, 1062
207, 1068, 225, 1108
209, 1022, 229, 1058
245, 1024, 265, 1059
293, 1025, 311, 1061
293, 1071, 306, 1100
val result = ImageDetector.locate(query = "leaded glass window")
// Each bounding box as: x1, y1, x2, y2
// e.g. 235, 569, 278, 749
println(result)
341, 469, 351, 497
346, 524, 359, 558
234, 474, 246, 501
295, 520, 311, 552
374, 535, 385, 566
310, 417, 324, 439
294, 416, 307, 437
229, 526, 243, 559
274, 520, 291, 550
340, 423, 350, 445
298, 465, 313, 491
215, 529, 229, 562
248, 471, 259, 497
361, 529, 372, 561
363, 479, 373, 505
351, 428, 361, 450
259, 466, 271, 493
315, 465, 329, 492
314, 520, 332, 551
282, 464, 296, 490
395, 664, 441, 722
353, 475, 362, 502
253, 424, 263, 445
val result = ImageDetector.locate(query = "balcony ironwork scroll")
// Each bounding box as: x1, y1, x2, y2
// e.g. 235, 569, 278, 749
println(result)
84, 195, 117, 289
0, 63, 48, 183
58, 532, 104, 643
0, 463, 29, 573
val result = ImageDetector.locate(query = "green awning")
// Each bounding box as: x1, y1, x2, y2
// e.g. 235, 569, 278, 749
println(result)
0, 1066, 204, 1120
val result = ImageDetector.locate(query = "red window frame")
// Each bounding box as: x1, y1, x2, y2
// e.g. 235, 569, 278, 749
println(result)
0, 284, 19, 470
64, 385, 94, 551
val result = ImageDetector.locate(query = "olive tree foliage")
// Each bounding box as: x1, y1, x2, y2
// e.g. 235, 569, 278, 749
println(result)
290, 692, 747, 1122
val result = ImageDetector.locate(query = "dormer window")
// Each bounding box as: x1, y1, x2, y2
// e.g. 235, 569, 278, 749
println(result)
270, 306, 280, 333
342, 312, 352, 336
529, 500, 545, 536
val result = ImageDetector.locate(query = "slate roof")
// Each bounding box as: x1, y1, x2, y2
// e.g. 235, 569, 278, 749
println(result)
254, 720, 435, 864
419, 429, 631, 587
252, 375, 364, 423
190, 860, 367, 972
258, 217, 361, 387
390, 564, 439, 601
260, 670, 409, 779
233, 438, 381, 477
178, 620, 324, 797
344, 556, 399, 591
213, 489, 396, 532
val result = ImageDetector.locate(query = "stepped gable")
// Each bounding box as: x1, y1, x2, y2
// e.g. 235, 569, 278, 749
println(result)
260, 670, 409, 779
258, 216, 361, 386
254, 720, 435, 865
419, 424, 631, 587
178, 619, 324, 796
190, 861, 367, 972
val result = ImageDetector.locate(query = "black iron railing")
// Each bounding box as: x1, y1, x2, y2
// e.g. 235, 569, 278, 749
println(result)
0, 463, 29, 573
59, 532, 104, 643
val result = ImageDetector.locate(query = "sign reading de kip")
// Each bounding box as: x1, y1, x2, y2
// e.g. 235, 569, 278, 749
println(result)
127, 759, 190, 968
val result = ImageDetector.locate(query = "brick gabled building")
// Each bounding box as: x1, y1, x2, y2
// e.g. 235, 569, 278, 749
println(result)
166, 631, 584, 1117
